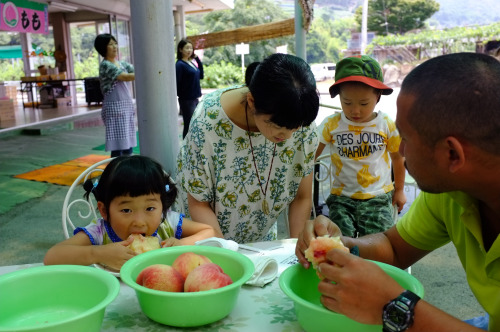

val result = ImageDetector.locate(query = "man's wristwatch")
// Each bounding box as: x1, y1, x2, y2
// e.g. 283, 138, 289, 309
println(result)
382, 290, 421, 332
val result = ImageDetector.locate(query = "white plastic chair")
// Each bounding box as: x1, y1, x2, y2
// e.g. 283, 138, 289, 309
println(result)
62, 157, 114, 239
404, 172, 420, 199
312, 153, 335, 219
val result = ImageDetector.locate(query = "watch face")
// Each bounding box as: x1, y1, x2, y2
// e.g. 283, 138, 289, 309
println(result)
383, 302, 411, 331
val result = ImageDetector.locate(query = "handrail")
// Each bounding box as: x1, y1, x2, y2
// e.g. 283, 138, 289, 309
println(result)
319, 103, 342, 110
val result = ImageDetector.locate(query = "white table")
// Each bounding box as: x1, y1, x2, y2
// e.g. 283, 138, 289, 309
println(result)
0, 239, 305, 332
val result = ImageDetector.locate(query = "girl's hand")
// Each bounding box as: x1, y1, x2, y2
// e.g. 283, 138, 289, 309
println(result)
161, 238, 182, 247
94, 240, 136, 271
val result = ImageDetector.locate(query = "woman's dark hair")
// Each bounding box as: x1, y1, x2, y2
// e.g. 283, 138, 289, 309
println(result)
94, 33, 117, 58
83, 155, 177, 218
177, 39, 193, 60
245, 62, 260, 86
248, 53, 319, 129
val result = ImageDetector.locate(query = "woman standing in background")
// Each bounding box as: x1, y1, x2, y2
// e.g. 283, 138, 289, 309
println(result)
175, 39, 204, 138
94, 33, 136, 157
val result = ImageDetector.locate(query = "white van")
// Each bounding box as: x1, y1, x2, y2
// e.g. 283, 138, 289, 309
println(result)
310, 63, 336, 81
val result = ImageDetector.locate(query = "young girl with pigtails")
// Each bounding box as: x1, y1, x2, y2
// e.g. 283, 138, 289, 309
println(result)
44, 155, 215, 271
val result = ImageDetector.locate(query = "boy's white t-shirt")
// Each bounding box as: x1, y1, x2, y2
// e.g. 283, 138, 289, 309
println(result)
317, 111, 401, 199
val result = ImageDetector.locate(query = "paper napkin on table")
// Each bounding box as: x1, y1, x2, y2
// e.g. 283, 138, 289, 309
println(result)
195, 237, 279, 287
195, 237, 239, 251
244, 255, 278, 287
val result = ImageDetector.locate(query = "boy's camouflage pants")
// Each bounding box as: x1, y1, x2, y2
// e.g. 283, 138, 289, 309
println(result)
325, 192, 394, 238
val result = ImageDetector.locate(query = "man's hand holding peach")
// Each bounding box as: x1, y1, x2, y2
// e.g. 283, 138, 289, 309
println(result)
317, 249, 404, 325
296, 215, 343, 268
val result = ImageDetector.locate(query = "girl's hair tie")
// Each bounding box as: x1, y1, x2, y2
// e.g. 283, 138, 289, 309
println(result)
91, 180, 99, 193
165, 184, 170, 192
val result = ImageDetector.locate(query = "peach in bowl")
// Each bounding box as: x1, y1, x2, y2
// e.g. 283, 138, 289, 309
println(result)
120, 245, 254, 327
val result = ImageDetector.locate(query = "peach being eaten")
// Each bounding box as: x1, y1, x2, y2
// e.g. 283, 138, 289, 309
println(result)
171, 252, 212, 279
136, 264, 184, 292
304, 235, 349, 279
128, 234, 160, 254
184, 263, 232, 292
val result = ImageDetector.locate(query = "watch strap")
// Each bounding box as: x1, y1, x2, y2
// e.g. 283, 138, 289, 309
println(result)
399, 290, 420, 310
382, 290, 421, 332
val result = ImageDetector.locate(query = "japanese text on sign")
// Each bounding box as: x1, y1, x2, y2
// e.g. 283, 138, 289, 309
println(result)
1, 0, 48, 34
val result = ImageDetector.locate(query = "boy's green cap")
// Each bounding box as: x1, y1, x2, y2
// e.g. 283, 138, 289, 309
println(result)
329, 55, 393, 98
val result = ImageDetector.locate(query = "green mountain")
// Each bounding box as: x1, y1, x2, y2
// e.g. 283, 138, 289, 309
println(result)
279, 0, 500, 28
430, 0, 500, 28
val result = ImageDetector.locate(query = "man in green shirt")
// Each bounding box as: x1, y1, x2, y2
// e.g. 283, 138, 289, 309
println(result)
296, 52, 500, 332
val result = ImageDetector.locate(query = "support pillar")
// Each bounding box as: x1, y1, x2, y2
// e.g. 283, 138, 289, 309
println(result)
130, 0, 179, 175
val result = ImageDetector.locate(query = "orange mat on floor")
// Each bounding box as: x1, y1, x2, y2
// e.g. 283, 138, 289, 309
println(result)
14, 154, 110, 186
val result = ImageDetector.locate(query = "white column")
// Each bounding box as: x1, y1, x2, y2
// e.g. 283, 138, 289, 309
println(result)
130, 0, 179, 176
174, 6, 182, 44
361, 0, 368, 55
178, 5, 186, 39
294, 0, 306, 60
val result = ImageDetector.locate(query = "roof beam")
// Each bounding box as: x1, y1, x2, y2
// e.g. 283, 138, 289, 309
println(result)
188, 18, 295, 49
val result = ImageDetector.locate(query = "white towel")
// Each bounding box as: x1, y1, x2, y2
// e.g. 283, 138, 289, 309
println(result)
244, 255, 278, 287
195, 237, 278, 287
195, 237, 239, 251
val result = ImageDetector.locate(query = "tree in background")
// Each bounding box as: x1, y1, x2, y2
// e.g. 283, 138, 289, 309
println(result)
0, 32, 23, 80
73, 51, 99, 79
306, 9, 357, 63
0, 59, 24, 81
202, 60, 244, 88
70, 25, 99, 79
187, 0, 357, 66
30, 29, 55, 68
0, 31, 20, 47
192, 0, 293, 66
354, 0, 439, 35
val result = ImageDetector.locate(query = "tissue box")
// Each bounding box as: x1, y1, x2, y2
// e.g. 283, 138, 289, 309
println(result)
50, 72, 66, 80
0, 99, 15, 121
36, 75, 50, 81
21, 76, 36, 82
5, 86, 17, 104
56, 97, 71, 107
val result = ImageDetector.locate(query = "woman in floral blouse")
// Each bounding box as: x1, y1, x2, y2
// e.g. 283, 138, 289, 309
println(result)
177, 53, 319, 243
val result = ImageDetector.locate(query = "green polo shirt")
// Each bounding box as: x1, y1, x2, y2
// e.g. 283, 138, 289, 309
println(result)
396, 191, 500, 331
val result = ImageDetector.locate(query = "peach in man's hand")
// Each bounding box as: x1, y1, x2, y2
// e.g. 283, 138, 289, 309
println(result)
172, 252, 212, 279
136, 264, 184, 292
304, 235, 349, 279
184, 263, 232, 292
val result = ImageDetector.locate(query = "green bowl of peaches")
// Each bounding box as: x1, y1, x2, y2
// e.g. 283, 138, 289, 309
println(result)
120, 245, 254, 327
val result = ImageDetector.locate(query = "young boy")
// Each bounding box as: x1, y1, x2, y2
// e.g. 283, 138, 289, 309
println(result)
316, 55, 406, 237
